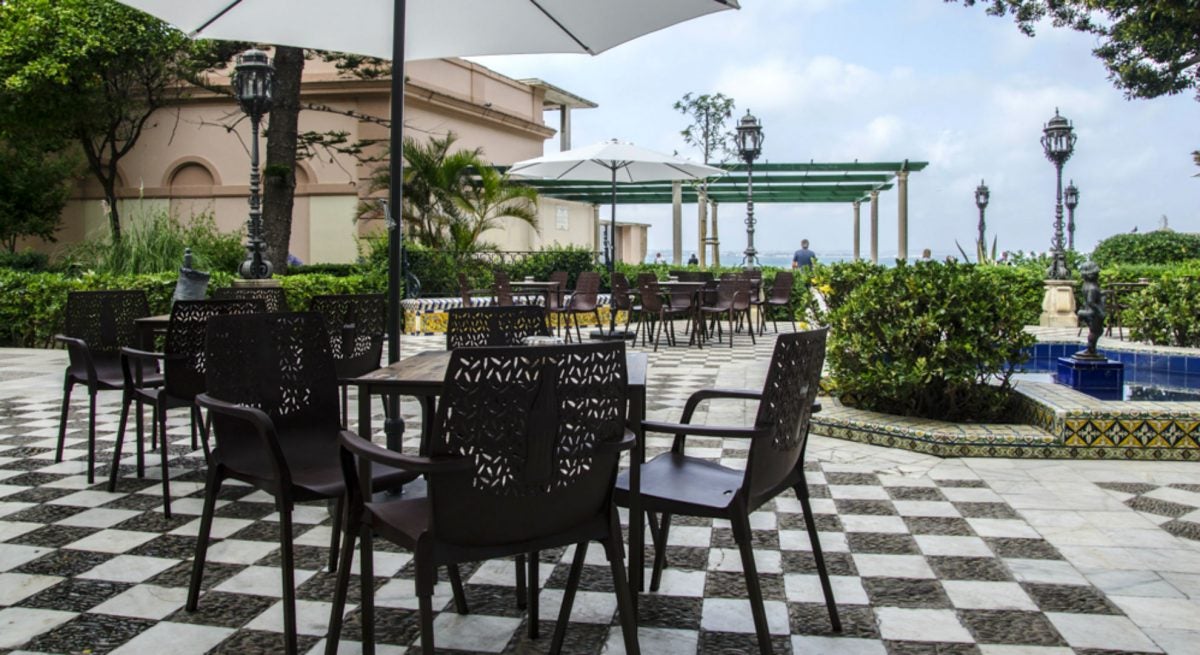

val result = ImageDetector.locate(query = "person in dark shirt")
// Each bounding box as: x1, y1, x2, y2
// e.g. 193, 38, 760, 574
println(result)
792, 239, 816, 269
687, 252, 699, 266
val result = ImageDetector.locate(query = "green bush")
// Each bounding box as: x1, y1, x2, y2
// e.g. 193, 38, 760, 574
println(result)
1092, 231, 1200, 267
1097, 260, 1200, 285
1124, 277, 1200, 347
505, 245, 596, 289
807, 261, 884, 320
0, 250, 50, 272
63, 210, 244, 275
827, 261, 1036, 423
281, 263, 359, 277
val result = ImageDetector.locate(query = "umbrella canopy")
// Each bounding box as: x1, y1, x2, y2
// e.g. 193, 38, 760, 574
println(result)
510, 140, 724, 334
114, 0, 738, 362
115, 0, 739, 60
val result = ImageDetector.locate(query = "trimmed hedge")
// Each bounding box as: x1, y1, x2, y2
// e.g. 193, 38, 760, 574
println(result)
826, 261, 1039, 423
1124, 276, 1200, 347
1092, 231, 1200, 267
0, 269, 381, 348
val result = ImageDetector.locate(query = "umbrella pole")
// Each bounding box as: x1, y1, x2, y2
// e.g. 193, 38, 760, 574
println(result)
384, 0, 407, 451
609, 166, 618, 334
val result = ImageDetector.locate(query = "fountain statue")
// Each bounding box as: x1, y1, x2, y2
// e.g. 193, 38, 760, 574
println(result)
1074, 261, 1105, 359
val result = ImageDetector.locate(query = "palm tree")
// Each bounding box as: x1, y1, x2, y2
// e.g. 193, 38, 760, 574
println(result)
399, 133, 480, 249
451, 164, 539, 251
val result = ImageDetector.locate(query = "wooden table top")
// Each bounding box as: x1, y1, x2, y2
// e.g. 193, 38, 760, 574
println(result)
355, 349, 648, 393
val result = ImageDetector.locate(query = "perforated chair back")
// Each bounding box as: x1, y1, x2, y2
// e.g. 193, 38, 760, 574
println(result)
429, 342, 628, 546
63, 290, 149, 366
310, 294, 386, 379
204, 313, 341, 453
163, 299, 265, 401
213, 286, 289, 312
446, 305, 549, 349
745, 328, 828, 500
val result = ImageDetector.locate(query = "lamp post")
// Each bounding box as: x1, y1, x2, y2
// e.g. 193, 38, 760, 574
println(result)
232, 49, 275, 280
736, 110, 764, 268
1064, 181, 1079, 251
974, 180, 989, 247
1040, 109, 1076, 280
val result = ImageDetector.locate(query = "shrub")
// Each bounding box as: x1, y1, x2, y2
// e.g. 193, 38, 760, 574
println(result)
807, 261, 884, 321
1092, 231, 1200, 267
0, 250, 50, 272
1124, 277, 1200, 347
63, 210, 243, 275
1097, 260, 1200, 285
827, 261, 1036, 423
505, 245, 595, 289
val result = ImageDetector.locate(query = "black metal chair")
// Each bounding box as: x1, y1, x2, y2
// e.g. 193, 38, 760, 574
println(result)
554, 271, 602, 342
611, 271, 637, 334
492, 270, 515, 307
109, 299, 264, 516
55, 290, 158, 484
309, 294, 386, 426
638, 281, 692, 351
446, 305, 549, 349
757, 272, 798, 334
701, 279, 756, 348
212, 285, 289, 312
615, 329, 837, 655
325, 342, 640, 655
189, 313, 417, 655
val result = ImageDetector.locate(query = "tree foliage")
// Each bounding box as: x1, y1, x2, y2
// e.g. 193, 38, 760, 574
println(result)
0, 139, 79, 252
1091, 229, 1200, 266
950, 1, 1200, 102
0, 0, 229, 240
673, 92, 736, 165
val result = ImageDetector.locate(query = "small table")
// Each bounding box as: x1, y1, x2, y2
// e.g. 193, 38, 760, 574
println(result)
510, 280, 564, 306
350, 348, 650, 596
134, 314, 170, 349
658, 281, 707, 346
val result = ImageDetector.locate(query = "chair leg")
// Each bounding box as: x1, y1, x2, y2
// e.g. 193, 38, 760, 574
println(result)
605, 518, 641, 655
515, 555, 527, 609
415, 552, 435, 655
526, 550, 539, 639
746, 310, 756, 345
194, 406, 211, 463
189, 406, 199, 451
650, 512, 672, 592
728, 310, 735, 348
86, 392, 98, 484
574, 313, 583, 343
340, 385, 349, 430
187, 464, 223, 611
325, 501, 359, 655
156, 402, 172, 518
107, 390, 133, 492
359, 524, 377, 655
549, 541, 588, 654
134, 398, 146, 478
278, 500, 299, 655
447, 564, 469, 614
795, 477, 841, 632
55, 378, 73, 463
734, 509, 773, 655
327, 495, 344, 573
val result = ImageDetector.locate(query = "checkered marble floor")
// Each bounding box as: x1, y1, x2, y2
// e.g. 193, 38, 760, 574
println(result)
1, 330, 1199, 654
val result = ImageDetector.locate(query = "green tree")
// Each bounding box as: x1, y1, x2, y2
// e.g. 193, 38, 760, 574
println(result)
674, 92, 736, 267
0, 139, 79, 252
261, 45, 305, 273
0, 0, 224, 241
949, 1, 1200, 102
451, 165, 539, 251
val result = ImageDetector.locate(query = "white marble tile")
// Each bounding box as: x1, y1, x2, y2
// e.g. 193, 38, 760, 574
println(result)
62, 529, 158, 554
778, 529, 848, 553
1046, 612, 1161, 652
976, 647, 1073, 655
78, 555, 178, 583
107, 622, 234, 655
0, 543, 51, 572
1004, 559, 1088, 586
201, 538, 280, 565
604, 626, 696, 655
941, 580, 1038, 611
213, 565, 317, 597
915, 535, 992, 558
428, 613, 522, 652
0, 607, 76, 649
791, 636, 886, 654
0, 521, 40, 542
852, 554, 935, 579
840, 514, 909, 534
648, 568, 707, 597
55, 507, 141, 529
0, 573, 62, 605
537, 589, 617, 624
371, 576, 453, 611
829, 485, 890, 500
1108, 595, 1200, 631
1083, 569, 1184, 599
1141, 628, 1200, 655
46, 489, 126, 508
892, 501, 961, 518
707, 547, 781, 574
305, 639, 406, 655
89, 584, 187, 620
875, 607, 973, 643
967, 518, 1041, 539
784, 574, 867, 605
244, 599, 337, 637
700, 597, 789, 634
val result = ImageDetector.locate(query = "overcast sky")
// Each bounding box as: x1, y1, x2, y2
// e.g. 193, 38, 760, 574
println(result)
470, 0, 1197, 259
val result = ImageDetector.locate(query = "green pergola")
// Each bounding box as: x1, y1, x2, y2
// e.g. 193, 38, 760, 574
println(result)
507, 161, 928, 263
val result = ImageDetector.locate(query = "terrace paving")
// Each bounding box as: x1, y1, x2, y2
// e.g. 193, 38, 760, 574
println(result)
0, 334, 1198, 654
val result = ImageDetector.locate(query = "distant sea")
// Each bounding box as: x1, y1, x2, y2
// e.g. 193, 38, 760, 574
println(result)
644, 250, 961, 268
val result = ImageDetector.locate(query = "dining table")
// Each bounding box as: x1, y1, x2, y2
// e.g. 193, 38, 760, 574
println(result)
509, 279, 564, 307
657, 280, 708, 347
349, 348, 651, 598
134, 314, 171, 349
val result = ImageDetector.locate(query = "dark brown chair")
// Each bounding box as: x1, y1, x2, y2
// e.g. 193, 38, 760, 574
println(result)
109, 299, 265, 516
611, 271, 637, 333
309, 294, 386, 426
189, 313, 416, 655
615, 329, 837, 655
758, 272, 798, 334
544, 270, 570, 335
212, 285, 289, 312
446, 305, 549, 348
556, 271, 602, 342
701, 280, 756, 348
638, 281, 691, 352
325, 342, 640, 655
492, 270, 515, 307
456, 272, 473, 306
55, 290, 159, 484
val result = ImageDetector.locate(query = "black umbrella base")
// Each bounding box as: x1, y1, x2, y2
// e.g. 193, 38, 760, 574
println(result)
589, 328, 636, 341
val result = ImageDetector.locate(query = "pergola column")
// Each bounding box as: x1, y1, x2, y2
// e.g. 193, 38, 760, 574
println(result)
672, 181, 683, 265
870, 189, 880, 264
559, 104, 572, 151
593, 204, 601, 258
852, 200, 861, 261
698, 188, 707, 268
897, 168, 909, 261
711, 201, 720, 267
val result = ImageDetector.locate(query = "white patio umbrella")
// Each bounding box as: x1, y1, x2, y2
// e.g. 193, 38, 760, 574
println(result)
114, 0, 739, 362
509, 139, 725, 335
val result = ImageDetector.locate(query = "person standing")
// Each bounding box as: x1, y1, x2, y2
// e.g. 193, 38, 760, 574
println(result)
654, 252, 665, 265
687, 252, 699, 266
792, 239, 816, 269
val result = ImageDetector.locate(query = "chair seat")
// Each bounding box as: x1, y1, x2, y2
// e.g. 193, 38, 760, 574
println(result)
71, 358, 162, 391
615, 452, 742, 515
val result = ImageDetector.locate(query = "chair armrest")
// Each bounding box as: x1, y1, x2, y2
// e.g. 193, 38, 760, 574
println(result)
119, 347, 172, 388
596, 428, 637, 454
337, 429, 471, 474
642, 419, 767, 440
196, 393, 292, 487
55, 335, 97, 384
681, 388, 762, 424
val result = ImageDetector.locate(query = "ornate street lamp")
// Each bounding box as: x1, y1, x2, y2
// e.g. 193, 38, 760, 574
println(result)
232, 49, 275, 279
1064, 181, 1079, 251
974, 179, 989, 246
736, 110, 764, 267
1040, 109, 1076, 280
